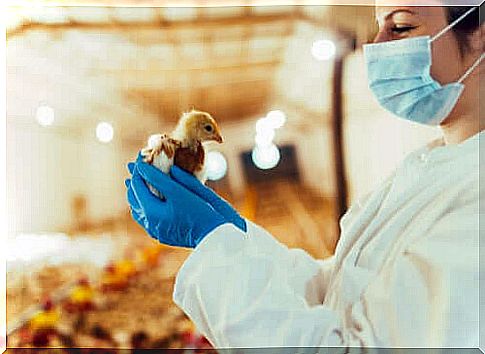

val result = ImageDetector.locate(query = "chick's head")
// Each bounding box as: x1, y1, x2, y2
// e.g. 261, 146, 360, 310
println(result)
181, 110, 223, 144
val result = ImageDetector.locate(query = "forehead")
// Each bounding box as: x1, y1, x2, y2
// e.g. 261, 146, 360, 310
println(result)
375, 0, 442, 5
375, 5, 444, 23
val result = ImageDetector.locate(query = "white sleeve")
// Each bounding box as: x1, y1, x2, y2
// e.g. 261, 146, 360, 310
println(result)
173, 198, 479, 348
358, 202, 480, 347
172, 220, 339, 347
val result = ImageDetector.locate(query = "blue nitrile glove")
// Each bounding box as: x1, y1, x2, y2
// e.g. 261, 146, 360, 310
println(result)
125, 155, 226, 248
170, 165, 247, 232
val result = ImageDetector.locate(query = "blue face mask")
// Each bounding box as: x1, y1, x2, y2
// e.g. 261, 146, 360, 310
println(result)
363, 7, 484, 126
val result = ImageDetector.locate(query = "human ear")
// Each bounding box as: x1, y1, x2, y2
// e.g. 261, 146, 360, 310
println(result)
467, 23, 484, 54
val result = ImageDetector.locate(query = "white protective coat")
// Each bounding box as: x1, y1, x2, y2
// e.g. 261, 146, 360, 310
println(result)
173, 132, 481, 349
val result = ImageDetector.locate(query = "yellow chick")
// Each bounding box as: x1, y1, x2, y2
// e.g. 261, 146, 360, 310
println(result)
115, 259, 137, 279
100, 263, 128, 292
30, 299, 60, 331
141, 109, 223, 184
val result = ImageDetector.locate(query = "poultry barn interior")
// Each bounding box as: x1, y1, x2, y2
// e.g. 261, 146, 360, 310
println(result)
4, 1, 443, 352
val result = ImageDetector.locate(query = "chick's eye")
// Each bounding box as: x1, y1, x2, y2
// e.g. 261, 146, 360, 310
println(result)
204, 125, 213, 132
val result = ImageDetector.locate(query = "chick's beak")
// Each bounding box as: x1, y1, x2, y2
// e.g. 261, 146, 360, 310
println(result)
214, 133, 223, 143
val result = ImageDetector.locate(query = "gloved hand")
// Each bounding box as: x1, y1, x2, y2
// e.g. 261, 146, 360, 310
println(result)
170, 165, 247, 232
125, 154, 226, 248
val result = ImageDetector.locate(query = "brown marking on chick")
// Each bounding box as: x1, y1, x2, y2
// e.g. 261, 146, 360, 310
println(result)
141, 134, 181, 164
174, 140, 205, 174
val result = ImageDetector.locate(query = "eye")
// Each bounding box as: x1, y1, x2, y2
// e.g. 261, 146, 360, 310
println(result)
204, 124, 213, 132
391, 25, 417, 34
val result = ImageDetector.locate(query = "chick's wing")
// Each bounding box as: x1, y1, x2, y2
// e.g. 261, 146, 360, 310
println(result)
141, 134, 182, 174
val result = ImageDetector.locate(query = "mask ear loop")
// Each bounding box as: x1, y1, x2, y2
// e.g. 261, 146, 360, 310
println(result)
458, 52, 485, 83
429, 6, 482, 84
431, 6, 477, 42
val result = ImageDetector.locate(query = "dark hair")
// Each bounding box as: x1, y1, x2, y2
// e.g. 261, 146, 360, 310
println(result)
446, 5, 483, 54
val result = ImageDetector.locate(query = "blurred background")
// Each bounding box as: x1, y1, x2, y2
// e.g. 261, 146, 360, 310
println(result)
5, 2, 441, 351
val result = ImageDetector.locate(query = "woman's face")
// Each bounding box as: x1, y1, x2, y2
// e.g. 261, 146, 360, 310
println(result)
373, 5, 464, 85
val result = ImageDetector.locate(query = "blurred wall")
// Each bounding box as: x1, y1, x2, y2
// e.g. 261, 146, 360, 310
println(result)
6, 32, 136, 236
7, 120, 127, 235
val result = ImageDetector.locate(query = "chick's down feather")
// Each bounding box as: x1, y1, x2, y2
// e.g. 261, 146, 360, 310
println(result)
140, 110, 223, 198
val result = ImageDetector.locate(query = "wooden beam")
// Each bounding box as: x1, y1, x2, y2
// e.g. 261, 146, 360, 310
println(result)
96, 60, 281, 89
101, 59, 280, 75
125, 79, 272, 123
7, 12, 301, 38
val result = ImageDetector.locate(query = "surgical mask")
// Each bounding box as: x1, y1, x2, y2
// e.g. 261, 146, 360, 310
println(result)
363, 7, 484, 125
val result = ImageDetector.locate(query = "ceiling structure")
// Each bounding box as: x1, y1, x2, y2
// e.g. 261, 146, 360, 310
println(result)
6, 5, 376, 143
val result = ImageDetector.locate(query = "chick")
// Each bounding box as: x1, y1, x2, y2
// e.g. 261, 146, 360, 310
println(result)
141, 109, 223, 191
29, 298, 60, 347
100, 263, 128, 292
64, 277, 96, 313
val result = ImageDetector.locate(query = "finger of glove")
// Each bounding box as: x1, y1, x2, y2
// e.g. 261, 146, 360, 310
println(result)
127, 162, 135, 175
229, 215, 247, 232
170, 165, 219, 204
126, 187, 145, 224
136, 151, 147, 164
133, 214, 155, 240
131, 167, 167, 208
171, 166, 244, 228
136, 161, 185, 200
129, 204, 159, 242
210, 199, 247, 232
126, 183, 141, 211
172, 166, 238, 212
129, 206, 145, 228
130, 208, 159, 243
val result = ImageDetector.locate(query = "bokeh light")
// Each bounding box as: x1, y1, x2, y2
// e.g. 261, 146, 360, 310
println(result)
35, 104, 55, 126
205, 151, 227, 181
255, 129, 275, 147
255, 117, 273, 134
265, 110, 286, 129
311, 39, 336, 61
252, 144, 280, 170
96, 122, 114, 143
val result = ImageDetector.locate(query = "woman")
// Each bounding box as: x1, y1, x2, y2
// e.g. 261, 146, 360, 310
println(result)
126, 3, 483, 348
